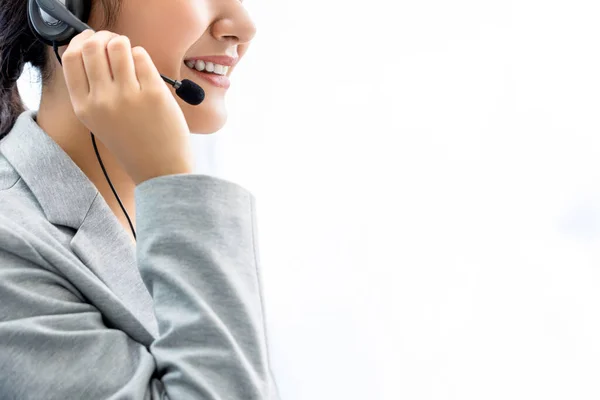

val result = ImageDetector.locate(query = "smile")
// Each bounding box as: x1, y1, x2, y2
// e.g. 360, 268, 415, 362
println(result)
184, 60, 229, 76
184, 61, 231, 89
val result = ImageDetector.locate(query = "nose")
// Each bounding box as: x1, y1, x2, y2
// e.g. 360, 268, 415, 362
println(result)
210, 3, 257, 46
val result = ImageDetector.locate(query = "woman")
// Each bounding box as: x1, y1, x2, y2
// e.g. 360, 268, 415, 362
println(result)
0, 0, 280, 398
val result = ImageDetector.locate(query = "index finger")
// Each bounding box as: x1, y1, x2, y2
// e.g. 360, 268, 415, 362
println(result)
60, 29, 95, 59
61, 29, 96, 104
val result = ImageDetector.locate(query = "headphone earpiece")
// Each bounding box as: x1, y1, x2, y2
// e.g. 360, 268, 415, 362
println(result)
27, 0, 91, 47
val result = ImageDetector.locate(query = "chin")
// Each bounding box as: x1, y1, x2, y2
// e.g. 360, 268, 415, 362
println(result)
181, 95, 228, 135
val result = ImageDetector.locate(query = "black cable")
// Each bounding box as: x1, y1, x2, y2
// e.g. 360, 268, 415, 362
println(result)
89, 133, 137, 240
53, 42, 137, 241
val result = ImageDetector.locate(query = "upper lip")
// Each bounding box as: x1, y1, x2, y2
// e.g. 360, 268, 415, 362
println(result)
184, 55, 239, 67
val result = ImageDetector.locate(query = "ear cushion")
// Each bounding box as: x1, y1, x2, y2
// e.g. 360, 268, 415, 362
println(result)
27, 0, 92, 47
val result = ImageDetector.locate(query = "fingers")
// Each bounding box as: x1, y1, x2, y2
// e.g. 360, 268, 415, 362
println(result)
61, 29, 95, 104
62, 29, 161, 107
80, 30, 120, 94
106, 35, 140, 91
131, 46, 163, 91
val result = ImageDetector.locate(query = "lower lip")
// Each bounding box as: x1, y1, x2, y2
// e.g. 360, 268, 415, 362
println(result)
185, 66, 231, 89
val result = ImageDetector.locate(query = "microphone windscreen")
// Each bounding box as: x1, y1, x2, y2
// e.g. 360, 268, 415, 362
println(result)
176, 80, 206, 105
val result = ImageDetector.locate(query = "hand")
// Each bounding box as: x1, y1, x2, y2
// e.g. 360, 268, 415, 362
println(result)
61, 29, 195, 186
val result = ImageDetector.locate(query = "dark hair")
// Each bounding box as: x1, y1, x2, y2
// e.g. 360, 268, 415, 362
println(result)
0, 0, 121, 140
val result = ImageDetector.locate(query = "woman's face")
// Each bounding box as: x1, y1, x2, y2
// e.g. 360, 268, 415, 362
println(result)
106, 0, 256, 134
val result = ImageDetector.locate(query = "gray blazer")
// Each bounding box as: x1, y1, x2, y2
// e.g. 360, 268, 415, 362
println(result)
0, 110, 280, 399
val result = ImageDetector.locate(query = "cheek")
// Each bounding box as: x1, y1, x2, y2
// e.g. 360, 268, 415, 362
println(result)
161, 2, 212, 55
117, 3, 211, 72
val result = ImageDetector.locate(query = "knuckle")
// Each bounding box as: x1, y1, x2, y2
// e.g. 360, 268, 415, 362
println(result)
131, 46, 147, 59
74, 29, 94, 42
61, 49, 79, 63
107, 35, 130, 52
96, 30, 115, 38
82, 31, 119, 54
82, 38, 101, 54
81, 29, 95, 37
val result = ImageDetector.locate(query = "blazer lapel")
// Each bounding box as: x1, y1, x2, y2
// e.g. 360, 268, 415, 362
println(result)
0, 109, 158, 342
69, 194, 158, 341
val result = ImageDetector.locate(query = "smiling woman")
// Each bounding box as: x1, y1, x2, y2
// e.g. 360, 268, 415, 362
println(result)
0, 0, 278, 398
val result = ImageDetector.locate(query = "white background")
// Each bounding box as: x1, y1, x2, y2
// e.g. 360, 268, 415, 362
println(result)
18, 0, 600, 399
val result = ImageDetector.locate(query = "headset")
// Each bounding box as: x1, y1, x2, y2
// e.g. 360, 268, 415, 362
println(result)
27, 0, 206, 241
27, 0, 91, 47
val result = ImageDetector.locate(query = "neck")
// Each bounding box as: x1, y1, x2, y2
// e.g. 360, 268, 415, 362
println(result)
37, 83, 137, 241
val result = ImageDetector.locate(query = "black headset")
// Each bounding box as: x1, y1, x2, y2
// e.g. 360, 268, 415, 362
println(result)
28, 0, 91, 47
26, 0, 205, 242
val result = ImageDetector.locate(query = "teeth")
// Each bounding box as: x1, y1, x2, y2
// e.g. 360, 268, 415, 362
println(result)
185, 59, 229, 76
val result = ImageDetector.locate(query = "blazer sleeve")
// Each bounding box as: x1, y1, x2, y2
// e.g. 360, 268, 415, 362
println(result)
0, 174, 280, 399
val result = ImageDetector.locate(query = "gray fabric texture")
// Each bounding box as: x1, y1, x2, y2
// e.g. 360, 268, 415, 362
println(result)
0, 110, 280, 399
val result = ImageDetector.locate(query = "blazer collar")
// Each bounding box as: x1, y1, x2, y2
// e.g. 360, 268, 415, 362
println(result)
0, 109, 158, 341
0, 109, 98, 228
